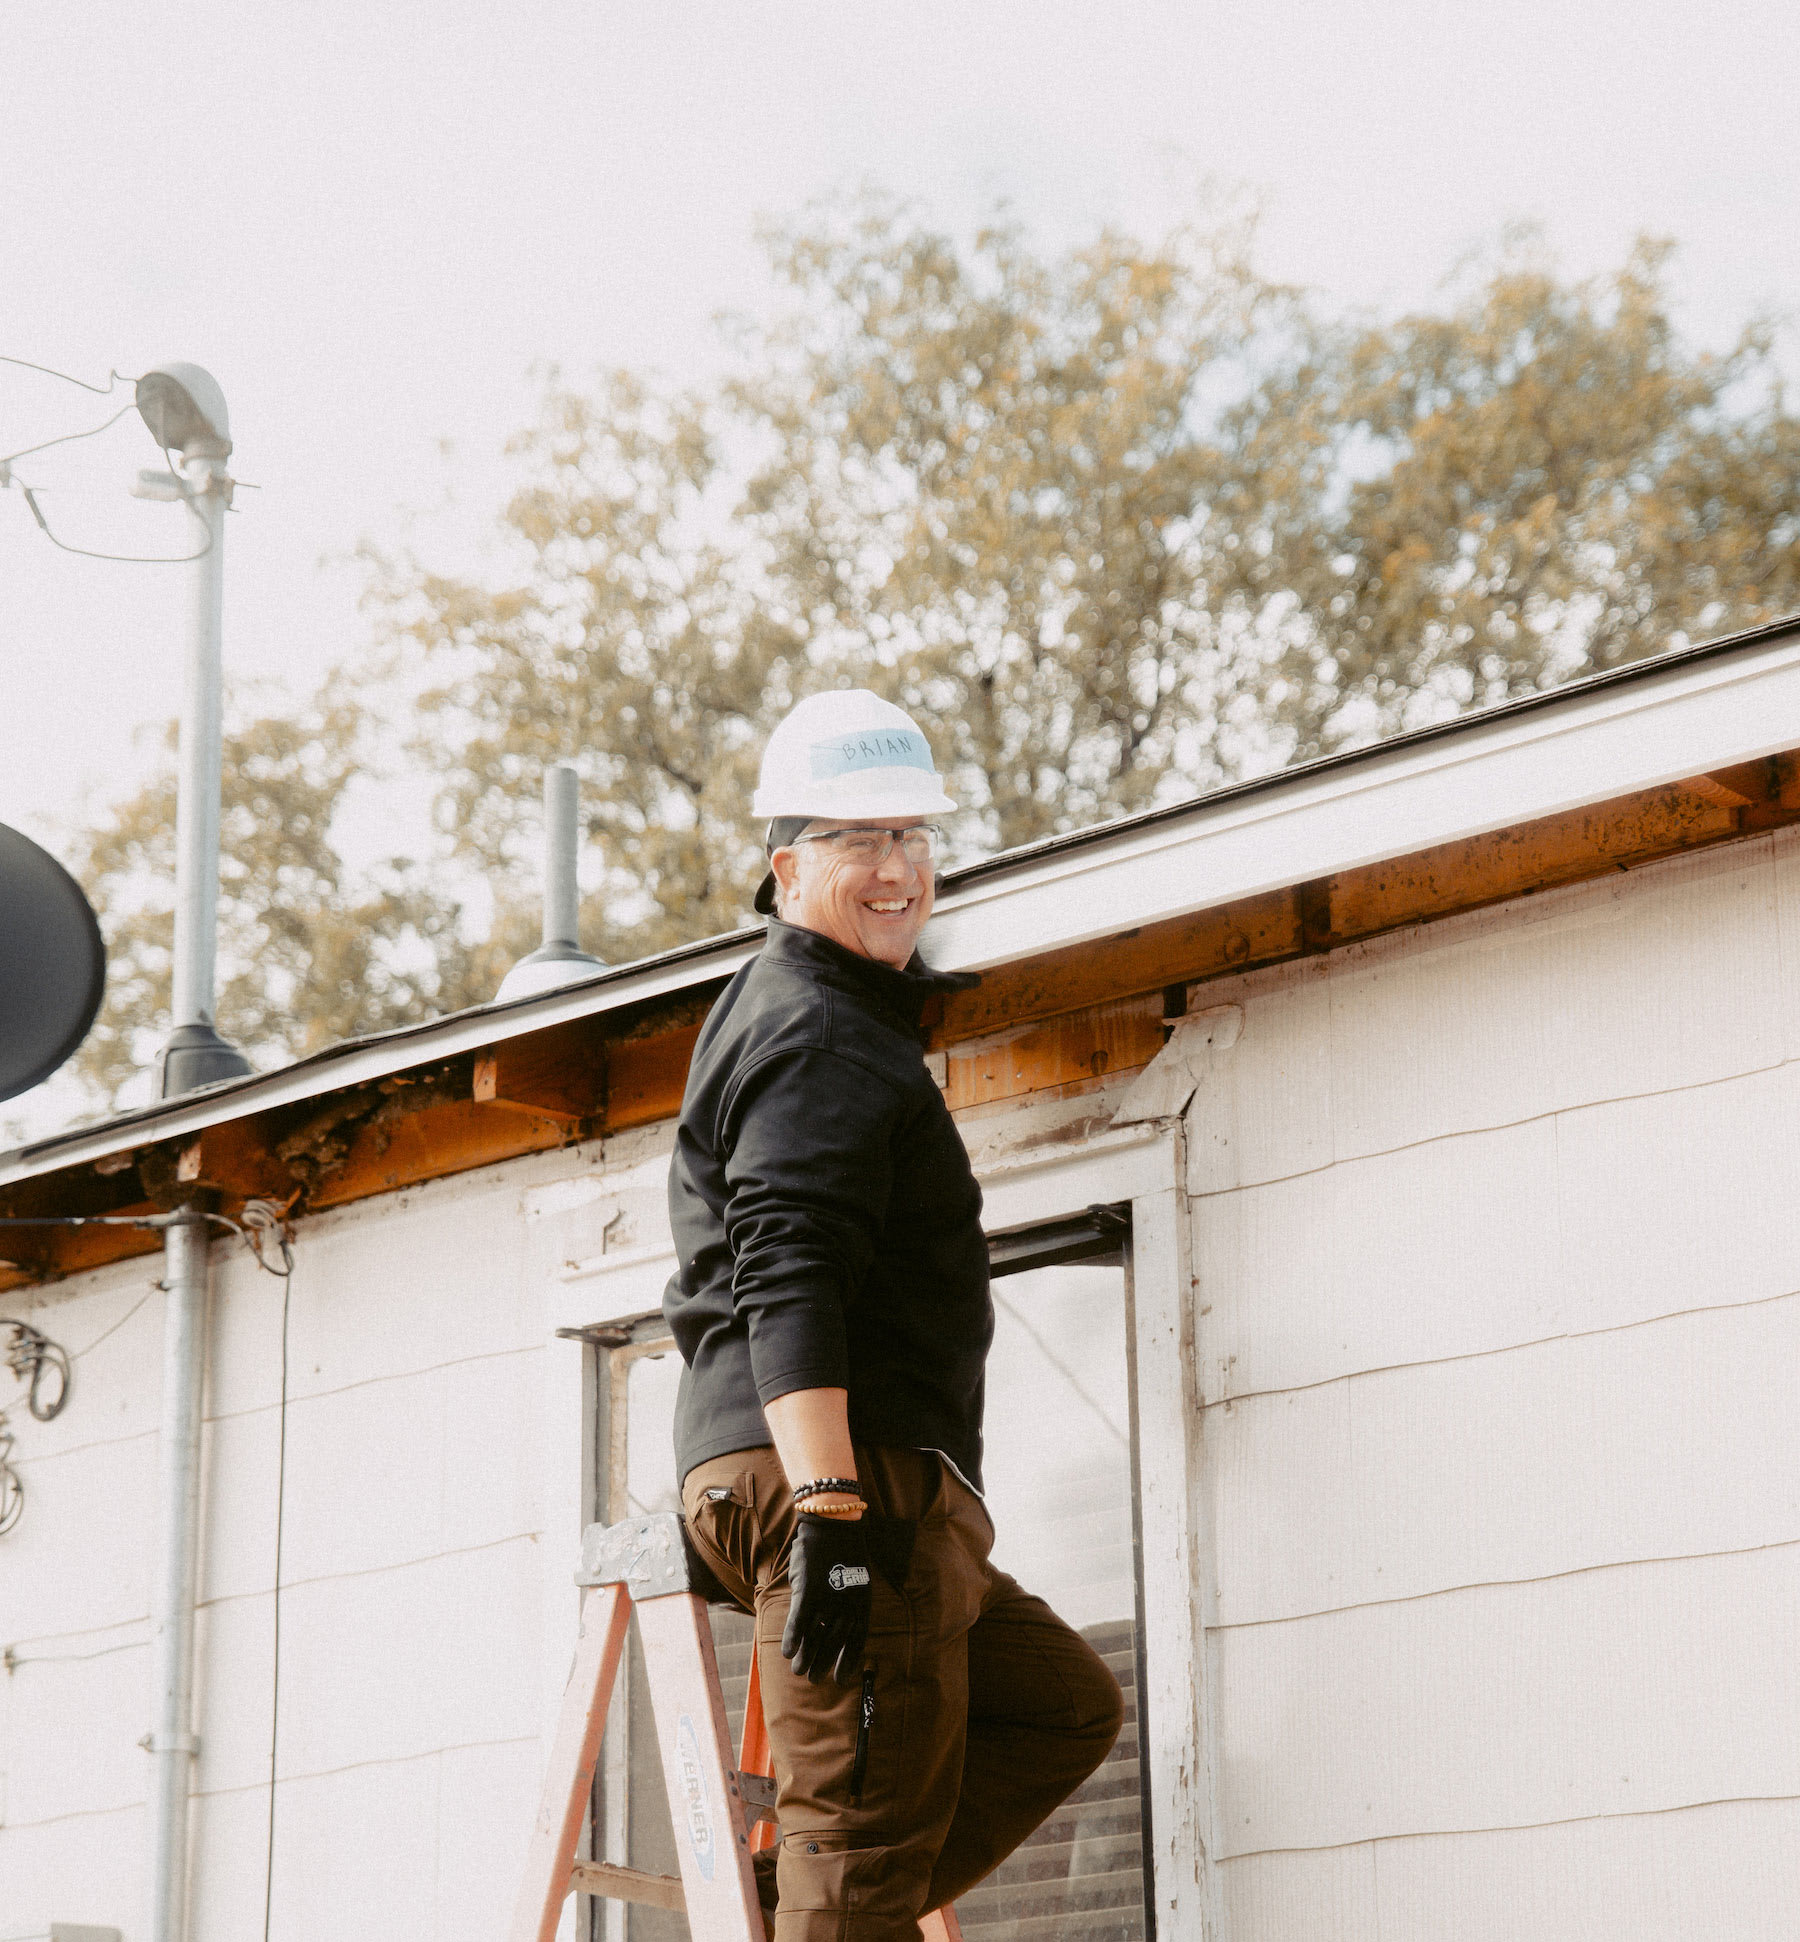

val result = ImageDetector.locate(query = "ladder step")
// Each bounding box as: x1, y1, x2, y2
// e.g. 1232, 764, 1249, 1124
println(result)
567, 1860, 687, 1913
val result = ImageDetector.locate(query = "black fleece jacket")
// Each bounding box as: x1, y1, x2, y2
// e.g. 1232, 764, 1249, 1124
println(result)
663, 919, 993, 1489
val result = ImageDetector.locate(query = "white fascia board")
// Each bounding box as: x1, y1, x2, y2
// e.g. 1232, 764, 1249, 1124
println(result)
921, 623, 1800, 972
8, 623, 1799, 1190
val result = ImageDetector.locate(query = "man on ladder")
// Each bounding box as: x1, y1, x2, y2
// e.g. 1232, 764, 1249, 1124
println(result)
663, 691, 1124, 1940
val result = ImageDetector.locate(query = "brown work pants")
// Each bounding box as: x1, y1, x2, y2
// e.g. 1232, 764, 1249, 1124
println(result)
681, 1444, 1123, 1942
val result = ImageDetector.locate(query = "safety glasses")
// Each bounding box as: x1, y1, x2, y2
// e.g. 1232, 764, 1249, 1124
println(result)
787, 824, 941, 866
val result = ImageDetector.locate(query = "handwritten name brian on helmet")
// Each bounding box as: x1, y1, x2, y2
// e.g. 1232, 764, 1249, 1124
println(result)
809, 728, 933, 779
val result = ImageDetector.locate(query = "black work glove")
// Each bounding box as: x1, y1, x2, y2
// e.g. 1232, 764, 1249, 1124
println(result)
781, 1513, 873, 1686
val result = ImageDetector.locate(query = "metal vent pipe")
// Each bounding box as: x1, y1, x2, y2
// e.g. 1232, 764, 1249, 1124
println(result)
494, 763, 606, 1000
543, 761, 582, 951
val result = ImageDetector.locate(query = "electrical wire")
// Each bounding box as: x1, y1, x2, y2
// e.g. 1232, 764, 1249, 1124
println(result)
0, 1205, 293, 1275
2, 1631, 148, 1670
239, 1199, 298, 1278
0, 399, 137, 468
0, 353, 135, 396
2, 1322, 70, 1421
4, 1200, 295, 1924
67, 1288, 156, 1363
0, 1206, 295, 1541
261, 1240, 293, 1942
0, 1415, 21, 1537
15, 482, 216, 565
0, 379, 221, 563
0, 1317, 62, 1534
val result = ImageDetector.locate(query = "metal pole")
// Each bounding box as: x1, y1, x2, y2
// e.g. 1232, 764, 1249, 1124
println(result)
157, 455, 250, 1098
544, 762, 580, 949
145, 418, 247, 1942
145, 1212, 210, 1942
171, 463, 225, 1030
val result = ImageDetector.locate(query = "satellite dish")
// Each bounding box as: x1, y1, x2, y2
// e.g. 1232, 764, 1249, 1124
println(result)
0, 824, 106, 1104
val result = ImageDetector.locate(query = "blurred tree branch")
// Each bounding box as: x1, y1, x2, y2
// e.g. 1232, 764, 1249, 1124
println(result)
1237, 230, 1800, 753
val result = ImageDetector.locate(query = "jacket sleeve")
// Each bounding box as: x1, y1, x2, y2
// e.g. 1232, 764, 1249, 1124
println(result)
719, 1044, 899, 1406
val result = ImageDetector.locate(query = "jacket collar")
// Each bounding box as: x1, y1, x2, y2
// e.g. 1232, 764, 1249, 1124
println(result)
760, 917, 979, 1027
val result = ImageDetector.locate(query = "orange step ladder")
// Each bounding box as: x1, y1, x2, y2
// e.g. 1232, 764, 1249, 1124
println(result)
510, 1510, 963, 1941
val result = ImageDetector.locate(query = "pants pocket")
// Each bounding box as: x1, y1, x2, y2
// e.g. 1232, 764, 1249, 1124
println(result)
775, 1832, 925, 1926
862, 1513, 918, 1594
681, 1465, 760, 1604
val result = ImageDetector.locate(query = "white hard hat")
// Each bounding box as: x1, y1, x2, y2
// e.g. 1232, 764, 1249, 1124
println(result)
752, 690, 957, 821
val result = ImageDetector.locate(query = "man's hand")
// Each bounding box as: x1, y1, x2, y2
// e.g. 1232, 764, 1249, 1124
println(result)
782, 1512, 873, 1685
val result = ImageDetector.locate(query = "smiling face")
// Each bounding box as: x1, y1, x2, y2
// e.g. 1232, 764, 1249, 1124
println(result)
769, 819, 936, 968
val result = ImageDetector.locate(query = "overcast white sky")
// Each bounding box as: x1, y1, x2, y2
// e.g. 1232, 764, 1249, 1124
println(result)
3, 2, 1797, 851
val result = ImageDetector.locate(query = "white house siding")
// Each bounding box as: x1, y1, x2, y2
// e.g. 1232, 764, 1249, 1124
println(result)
0, 1131, 682, 1942
3, 1242, 170, 1937
1187, 828, 1800, 1939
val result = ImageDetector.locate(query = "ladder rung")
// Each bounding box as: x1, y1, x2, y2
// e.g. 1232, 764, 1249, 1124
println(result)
567, 1860, 687, 1912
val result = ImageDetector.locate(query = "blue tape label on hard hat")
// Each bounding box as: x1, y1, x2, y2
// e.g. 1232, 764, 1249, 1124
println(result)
809, 729, 934, 781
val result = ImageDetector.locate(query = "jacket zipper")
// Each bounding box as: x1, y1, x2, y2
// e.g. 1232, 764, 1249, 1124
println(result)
849, 1667, 876, 1805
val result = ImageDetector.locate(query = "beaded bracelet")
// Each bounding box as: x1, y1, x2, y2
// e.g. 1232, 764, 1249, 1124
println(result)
792, 1476, 863, 1505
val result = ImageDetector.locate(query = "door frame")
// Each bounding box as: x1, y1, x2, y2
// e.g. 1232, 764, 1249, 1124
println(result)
979, 1120, 1218, 1942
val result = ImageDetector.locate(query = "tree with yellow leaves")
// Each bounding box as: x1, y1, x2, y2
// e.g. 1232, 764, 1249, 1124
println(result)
68, 202, 1800, 1109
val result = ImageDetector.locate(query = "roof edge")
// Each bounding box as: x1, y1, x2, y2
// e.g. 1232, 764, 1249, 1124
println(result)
7, 609, 1799, 1184
945, 608, 1800, 889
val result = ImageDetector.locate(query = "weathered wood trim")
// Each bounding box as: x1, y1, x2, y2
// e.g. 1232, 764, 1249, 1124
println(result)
941, 994, 1165, 1114
934, 891, 1301, 1044
475, 1017, 607, 1125
1129, 1152, 1223, 1940
974, 1126, 1218, 1934
1323, 780, 1743, 944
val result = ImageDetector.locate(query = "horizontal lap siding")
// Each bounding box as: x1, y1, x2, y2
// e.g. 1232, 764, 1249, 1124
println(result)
1196, 1057, 1800, 1409
0, 1806, 145, 1942
1217, 1545, 1800, 1852
0, 1141, 633, 1942
1191, 832, 1800, 1206
1222, 1797, 1800, 1942
2, 1625, 151, 1824
1209, 1292, 1800, 1624
1191, 832, 1800, 1936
